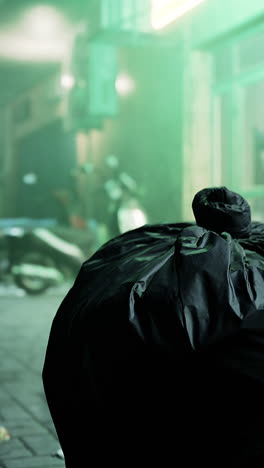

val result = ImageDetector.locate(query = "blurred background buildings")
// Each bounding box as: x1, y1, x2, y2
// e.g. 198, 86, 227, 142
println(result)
1, 0, 264, 226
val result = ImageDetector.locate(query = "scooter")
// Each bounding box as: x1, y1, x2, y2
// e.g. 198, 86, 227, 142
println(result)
103, 169, 149, 238
0, 223, 98, 295
116, 193, 148, 234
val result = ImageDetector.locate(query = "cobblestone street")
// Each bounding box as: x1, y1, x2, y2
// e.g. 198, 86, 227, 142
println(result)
0, 286, 69, 468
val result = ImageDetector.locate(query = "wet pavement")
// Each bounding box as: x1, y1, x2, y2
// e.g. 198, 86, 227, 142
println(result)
0, 284, 70, 468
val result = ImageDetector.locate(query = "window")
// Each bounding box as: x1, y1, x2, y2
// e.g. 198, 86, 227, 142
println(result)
212, 28, 264, 221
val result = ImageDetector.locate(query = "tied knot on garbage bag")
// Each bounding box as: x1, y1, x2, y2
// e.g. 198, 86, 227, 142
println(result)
192, 186, 252, 238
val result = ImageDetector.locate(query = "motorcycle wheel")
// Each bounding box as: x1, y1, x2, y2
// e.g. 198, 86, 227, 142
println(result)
14, 251, 56, 295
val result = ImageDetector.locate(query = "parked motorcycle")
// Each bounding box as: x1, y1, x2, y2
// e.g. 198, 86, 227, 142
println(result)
80, 155, 149, 241
102, 157, 149, 238
0, 222, 98, 295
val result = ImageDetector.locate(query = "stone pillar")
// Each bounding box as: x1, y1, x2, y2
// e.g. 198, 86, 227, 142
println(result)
182, 44, 213, 221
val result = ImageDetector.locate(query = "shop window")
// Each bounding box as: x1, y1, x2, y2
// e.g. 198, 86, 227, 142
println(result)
238, 28, 264, 71
212, 36, 264, 221
213, 27, 264, 85
243, 82, 264, 187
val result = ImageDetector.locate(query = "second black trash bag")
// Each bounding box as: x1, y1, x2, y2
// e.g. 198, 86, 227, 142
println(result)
43, 187, 264, 468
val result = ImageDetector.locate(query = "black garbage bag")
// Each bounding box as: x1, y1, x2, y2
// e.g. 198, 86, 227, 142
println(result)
43, 187, 264, 467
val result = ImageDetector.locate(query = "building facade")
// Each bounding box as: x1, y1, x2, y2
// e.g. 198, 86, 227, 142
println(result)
77, 0, 264, 222
3, 0, 264, 225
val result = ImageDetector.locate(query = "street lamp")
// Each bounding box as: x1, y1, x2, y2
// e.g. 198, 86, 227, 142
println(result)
23, 5, 66, 40
60, 73, 75, 90
0, 4, 72, 61
115, 73, 135, 97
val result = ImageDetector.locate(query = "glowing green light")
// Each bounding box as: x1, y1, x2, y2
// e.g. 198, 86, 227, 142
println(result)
151, 0, 206, 30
